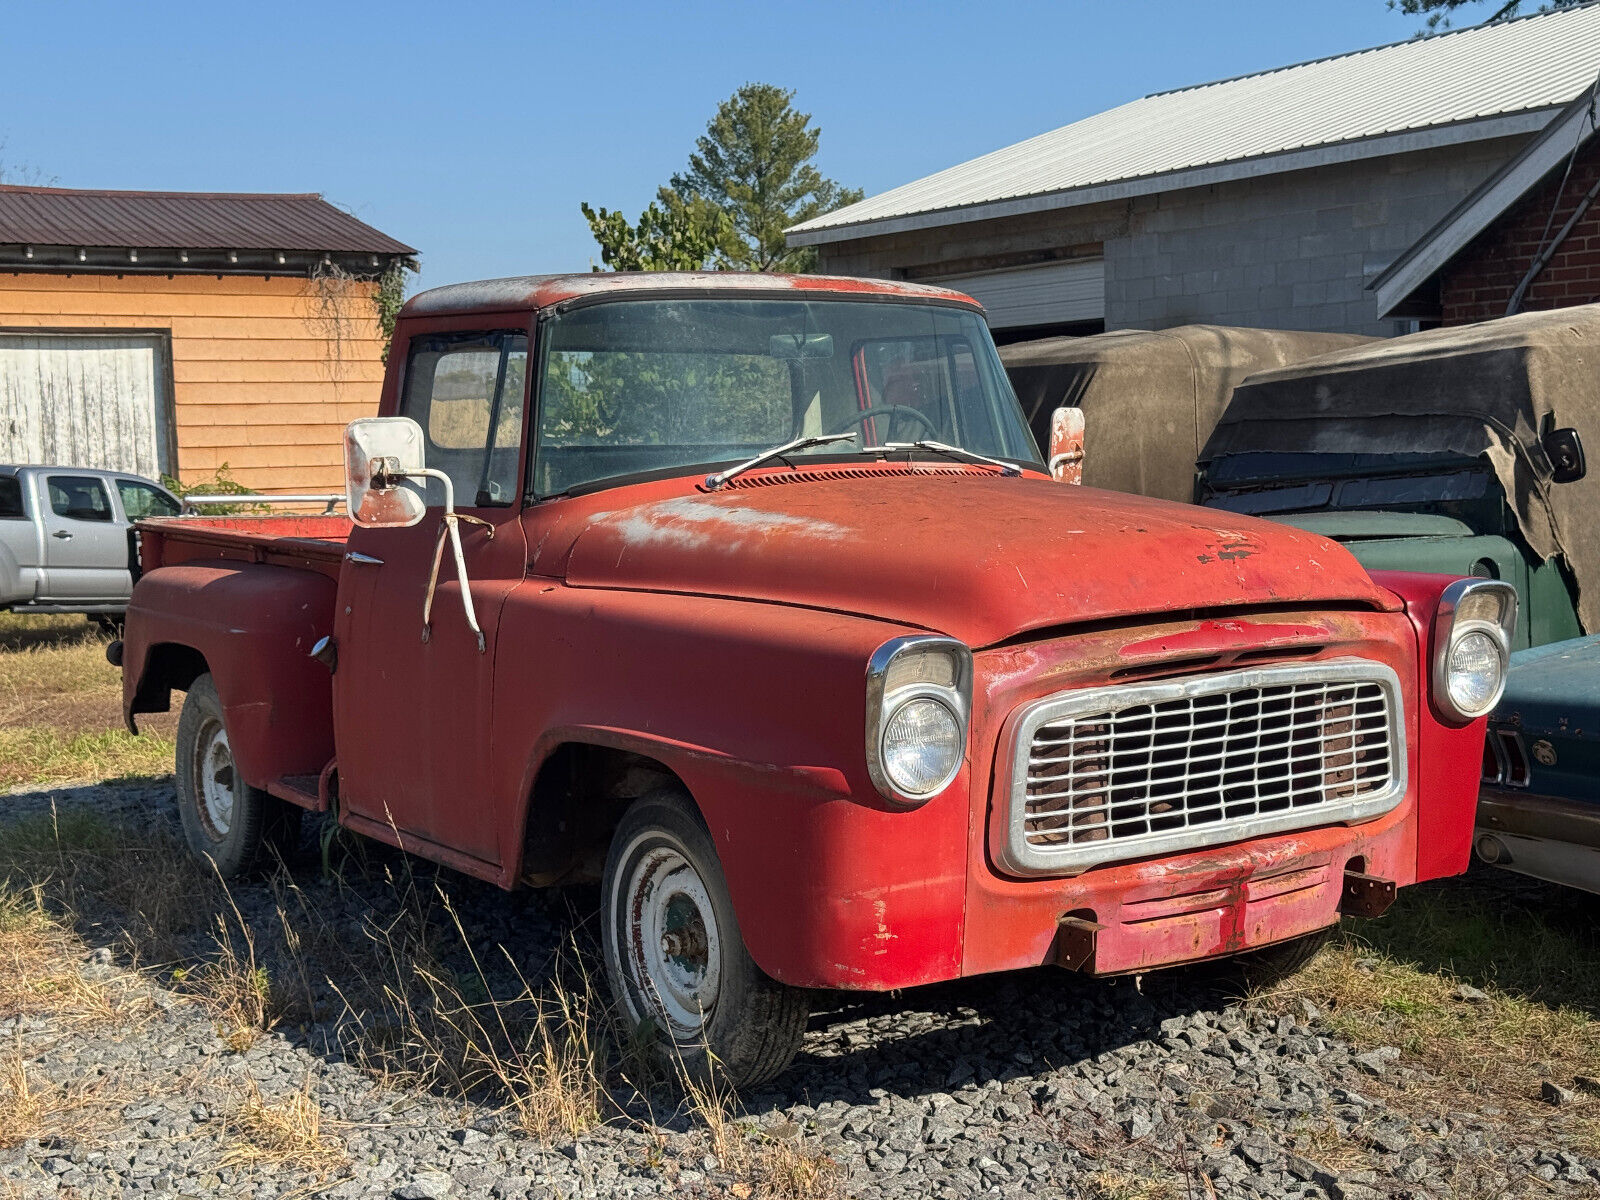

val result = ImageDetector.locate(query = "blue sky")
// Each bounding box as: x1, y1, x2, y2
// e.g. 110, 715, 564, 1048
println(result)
0, 0, 1500, 290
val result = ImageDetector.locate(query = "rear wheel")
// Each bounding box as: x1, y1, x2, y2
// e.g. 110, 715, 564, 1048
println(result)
601, 788, 808, 1088
175, 674, 301, 877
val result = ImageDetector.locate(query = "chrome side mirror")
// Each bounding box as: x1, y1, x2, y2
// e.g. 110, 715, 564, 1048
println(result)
345, 417, 427, 528
1048, 406, 1085, 484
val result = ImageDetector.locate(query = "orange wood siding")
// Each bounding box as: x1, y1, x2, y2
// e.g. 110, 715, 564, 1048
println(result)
0, 272, 386, 492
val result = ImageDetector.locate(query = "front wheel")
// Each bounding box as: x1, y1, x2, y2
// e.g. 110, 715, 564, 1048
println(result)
1226, 926, 1336, 991
601, 788, 808, 1088
175, 673, 301, 878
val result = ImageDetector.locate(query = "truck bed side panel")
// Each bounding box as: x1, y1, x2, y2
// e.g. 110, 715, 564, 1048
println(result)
123, 562, 337, 792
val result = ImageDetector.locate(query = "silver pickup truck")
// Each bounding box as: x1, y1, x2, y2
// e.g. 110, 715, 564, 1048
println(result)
0, 465, 181, 623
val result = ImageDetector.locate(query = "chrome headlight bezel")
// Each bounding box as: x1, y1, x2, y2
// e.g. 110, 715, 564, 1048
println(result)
1431, 578, 1518, 724
866, 635, 973, 806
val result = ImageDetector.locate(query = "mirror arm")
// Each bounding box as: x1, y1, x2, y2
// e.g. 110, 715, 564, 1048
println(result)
400, 467, 491, 655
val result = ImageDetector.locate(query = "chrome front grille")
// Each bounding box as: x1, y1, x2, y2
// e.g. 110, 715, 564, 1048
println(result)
997, 659, 1407, 875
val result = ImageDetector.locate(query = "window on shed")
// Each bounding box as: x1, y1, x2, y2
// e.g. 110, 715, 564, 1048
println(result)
48, 476, 113, 522
399, 331, 528, 507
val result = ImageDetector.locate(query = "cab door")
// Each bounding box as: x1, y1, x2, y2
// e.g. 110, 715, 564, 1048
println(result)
332, 324, 531, 869
39, 474, 128, 601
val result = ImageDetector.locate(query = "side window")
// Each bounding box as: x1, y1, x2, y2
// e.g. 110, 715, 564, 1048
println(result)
399, 331, 529, 507
117, 479, 180, 520
47, 476, 113, 523
0, 477, 23, 520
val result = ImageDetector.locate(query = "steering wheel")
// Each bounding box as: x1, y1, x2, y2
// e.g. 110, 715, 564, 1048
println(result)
828, 404, 940, 441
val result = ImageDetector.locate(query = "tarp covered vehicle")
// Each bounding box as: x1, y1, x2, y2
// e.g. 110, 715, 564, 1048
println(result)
1199, 304, 1600, 893
1001, 325, 1372, 501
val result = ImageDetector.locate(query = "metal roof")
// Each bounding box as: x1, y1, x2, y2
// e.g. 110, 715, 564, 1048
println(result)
0, 185, 414, 254
790, 4, 1600, 246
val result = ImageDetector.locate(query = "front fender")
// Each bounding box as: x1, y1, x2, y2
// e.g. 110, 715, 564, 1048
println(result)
123, 563, 337, 790
494, 587, 970, 992
1371, 569, 1492, 882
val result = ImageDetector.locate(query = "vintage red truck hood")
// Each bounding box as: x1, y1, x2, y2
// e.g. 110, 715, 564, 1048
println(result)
561, 471, 1396, 646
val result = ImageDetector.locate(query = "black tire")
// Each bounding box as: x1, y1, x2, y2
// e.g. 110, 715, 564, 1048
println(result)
1227, 926, 1336, 990
601, 788, 808, 1089
175, 673, 301, 878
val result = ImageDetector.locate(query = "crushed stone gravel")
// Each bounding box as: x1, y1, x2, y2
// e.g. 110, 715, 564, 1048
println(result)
3, 778, 1597, 1199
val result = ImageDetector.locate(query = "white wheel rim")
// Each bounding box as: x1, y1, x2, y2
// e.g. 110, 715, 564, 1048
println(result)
193, 717, 236, 841
617, 838, 722, 1042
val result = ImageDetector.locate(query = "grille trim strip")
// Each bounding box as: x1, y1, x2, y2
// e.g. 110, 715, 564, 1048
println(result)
995, 658, 1408, 876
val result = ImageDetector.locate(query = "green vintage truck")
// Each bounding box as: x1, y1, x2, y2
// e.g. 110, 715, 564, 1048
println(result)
1198, 305, 1599, 894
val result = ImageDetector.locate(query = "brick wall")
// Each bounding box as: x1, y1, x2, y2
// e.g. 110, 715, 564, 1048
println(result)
1439, 135, 1600, 324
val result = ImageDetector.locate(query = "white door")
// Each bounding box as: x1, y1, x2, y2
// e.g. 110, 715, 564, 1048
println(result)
933, 259, 1105, 331
0, 333, 170, 478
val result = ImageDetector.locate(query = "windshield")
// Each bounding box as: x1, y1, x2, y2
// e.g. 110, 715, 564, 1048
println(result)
533, 298, 1041, 495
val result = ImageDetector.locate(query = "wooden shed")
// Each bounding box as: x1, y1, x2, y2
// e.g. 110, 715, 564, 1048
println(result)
0, 185, 415, 494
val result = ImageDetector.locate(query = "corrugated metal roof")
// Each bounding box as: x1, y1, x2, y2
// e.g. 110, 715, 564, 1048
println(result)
0, 185, 415, 254
791, 4, 1600, 244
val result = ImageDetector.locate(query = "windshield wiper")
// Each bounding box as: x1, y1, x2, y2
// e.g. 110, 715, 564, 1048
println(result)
703, 432, 858, 490
861, 440, 1022, 477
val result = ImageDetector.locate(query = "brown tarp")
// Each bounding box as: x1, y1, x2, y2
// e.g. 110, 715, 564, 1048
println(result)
1001, 325, 1373, 502
1204, 304, 1600, 633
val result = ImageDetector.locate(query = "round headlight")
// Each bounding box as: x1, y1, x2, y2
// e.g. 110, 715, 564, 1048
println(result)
1446, 629, 1504, 716
881, 697, 963, 797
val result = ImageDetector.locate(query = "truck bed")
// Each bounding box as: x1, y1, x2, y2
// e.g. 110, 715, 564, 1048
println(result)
137, 514, 352, 578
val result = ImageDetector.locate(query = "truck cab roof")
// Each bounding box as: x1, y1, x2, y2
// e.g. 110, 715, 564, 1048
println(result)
400, 271, 983, 319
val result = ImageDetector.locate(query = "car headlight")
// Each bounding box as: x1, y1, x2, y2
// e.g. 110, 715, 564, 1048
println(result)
866, 636, 972, 805
1432, 579, 1517, 724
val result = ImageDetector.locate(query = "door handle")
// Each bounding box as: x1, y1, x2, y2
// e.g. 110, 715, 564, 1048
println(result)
52, 530, 73, 540
345, 551, 384, 566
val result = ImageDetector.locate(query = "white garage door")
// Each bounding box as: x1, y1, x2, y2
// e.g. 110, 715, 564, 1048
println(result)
934, 258, 1105, 330
0, 332, 170, 478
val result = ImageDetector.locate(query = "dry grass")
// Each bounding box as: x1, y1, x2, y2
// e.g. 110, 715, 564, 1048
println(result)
1083, 1171, 1182, 1200
683, 1065, 845, 1200
0, 1054, 43, 1149
0, 612, 175, 791
0, 883, 116, 1028
1262, 874, 1600, 1119
225, 1078, 346, 1174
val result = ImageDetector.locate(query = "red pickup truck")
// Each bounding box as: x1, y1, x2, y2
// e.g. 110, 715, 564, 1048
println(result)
117, 272, 1511, 1086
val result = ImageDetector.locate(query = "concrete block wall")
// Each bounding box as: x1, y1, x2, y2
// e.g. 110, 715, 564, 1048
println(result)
1105, 137, 1527, 334
1440, 136, 1600, 324
813, 136, 1529, 337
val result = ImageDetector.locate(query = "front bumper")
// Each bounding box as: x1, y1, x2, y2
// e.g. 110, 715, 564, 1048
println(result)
963, 798, 1415, 977
1475, 788, 1600, 896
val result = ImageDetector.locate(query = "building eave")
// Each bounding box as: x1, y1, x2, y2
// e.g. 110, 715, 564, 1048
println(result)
0, 243, 415, 278
1370, 84, 1600, 317
787, 110, 1557, 249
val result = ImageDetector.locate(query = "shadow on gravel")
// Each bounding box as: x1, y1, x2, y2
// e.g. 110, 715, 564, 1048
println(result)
1344, 864, 1600, 1020
1, 779, 1244, 1124
8, 777, 1593, 1123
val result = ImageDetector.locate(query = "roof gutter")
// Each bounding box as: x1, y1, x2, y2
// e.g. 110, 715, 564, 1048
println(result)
787, 110, 1558, 248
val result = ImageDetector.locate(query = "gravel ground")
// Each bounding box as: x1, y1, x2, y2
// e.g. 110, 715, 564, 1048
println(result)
3, 778, 1598, 1200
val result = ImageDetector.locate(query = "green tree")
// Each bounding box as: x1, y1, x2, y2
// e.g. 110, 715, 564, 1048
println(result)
1390, 0, 1580, 31
669, 83, 862, 272
580, 193, 730, 272
579, 83, 861, 273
